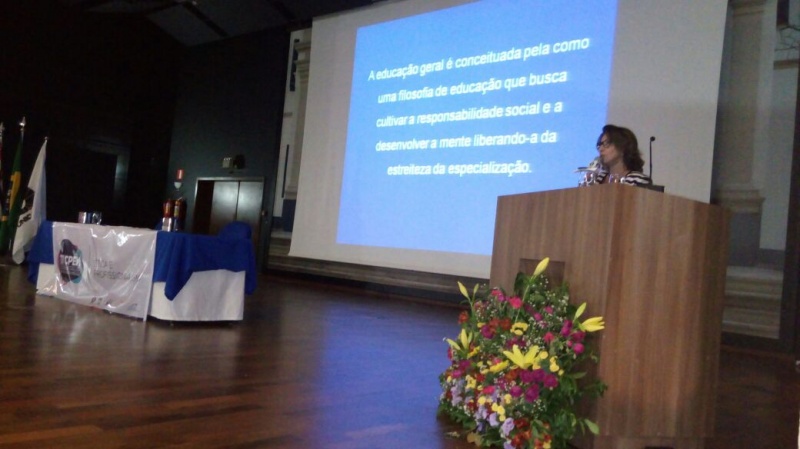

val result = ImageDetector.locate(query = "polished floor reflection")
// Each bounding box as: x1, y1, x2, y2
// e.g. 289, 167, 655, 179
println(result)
0, 264, 797, 448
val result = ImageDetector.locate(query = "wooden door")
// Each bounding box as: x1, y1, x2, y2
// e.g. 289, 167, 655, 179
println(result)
194, 178, 263, 248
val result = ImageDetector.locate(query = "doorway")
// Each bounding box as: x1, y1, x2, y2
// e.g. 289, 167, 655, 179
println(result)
193, 177, 264, 249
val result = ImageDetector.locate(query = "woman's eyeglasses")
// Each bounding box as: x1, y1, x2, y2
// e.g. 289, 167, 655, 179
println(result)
596, 140, 612, 150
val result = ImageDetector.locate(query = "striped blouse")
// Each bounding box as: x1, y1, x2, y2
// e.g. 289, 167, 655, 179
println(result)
594, 170, 653, 186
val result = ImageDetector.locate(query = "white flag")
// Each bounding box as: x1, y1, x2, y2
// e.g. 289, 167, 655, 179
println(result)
12, 139, 46, 264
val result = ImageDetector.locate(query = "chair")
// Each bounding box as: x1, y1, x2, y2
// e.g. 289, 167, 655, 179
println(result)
218, 221, 252, 240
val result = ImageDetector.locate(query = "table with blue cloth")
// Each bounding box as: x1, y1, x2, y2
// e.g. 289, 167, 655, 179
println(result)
28, 221, 257, 321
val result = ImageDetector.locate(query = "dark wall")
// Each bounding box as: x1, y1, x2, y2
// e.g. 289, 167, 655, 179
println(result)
0, 1, 183, 228
168, 28, 289, 266
0, 2, 289, 269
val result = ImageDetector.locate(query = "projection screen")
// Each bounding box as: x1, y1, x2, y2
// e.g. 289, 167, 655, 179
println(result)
291, 0, 728, 279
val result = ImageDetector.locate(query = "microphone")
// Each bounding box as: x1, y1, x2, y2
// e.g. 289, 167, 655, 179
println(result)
649, 136, 655, 179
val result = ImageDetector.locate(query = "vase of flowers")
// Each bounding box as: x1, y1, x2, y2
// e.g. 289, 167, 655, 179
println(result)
438, 258, 606, 449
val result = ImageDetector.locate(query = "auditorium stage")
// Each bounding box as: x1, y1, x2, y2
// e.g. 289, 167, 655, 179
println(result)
0, 264, 796, 448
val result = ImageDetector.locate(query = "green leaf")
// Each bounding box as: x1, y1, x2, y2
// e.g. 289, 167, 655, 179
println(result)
584, 419, 600, 434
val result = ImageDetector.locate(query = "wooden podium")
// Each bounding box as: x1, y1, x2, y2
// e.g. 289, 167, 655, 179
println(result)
490, 185, 729, 449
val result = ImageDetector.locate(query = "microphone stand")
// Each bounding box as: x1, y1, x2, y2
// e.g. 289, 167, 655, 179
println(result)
649, 136, 655, 179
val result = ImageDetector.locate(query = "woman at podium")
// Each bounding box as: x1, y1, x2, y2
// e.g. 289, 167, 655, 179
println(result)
594, 124, 653, 186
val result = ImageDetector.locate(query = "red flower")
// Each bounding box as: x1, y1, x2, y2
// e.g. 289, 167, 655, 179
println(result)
570, 330, 586, 342
458, 310, 469, 324
560, 319, 573, 336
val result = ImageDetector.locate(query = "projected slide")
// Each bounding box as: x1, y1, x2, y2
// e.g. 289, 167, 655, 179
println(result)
338, 0, 618, 255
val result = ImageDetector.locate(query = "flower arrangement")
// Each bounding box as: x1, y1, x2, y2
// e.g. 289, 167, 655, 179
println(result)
438, 258, 607, 449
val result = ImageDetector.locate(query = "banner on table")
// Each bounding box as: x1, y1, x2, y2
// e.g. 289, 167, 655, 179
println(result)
45, 223, 157, 320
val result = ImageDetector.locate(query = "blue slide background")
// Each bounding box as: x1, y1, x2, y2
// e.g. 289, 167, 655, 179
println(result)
338, 0, 618, 255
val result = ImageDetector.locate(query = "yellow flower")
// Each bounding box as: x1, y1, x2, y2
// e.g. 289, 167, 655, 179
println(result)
549, 356, 560, 372
466, 376, 476, 389
491, 403, 505, 416
575, 303, 605, 332
446, 329, 474, 354
466, 432, 482, 445
478, 396, 487, 405
502, 344, 540, 369
504, 394, 512, 404
533, 257, 550, 276
458, 281, 480, 302
574, 302, 587, 320
581, 316, 605, 332
458, 281, 470, 300
511, 322, 529, 335
489, 360, 509, 373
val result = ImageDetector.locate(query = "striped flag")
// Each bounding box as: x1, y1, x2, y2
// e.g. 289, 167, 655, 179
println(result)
12, 138, 46, 264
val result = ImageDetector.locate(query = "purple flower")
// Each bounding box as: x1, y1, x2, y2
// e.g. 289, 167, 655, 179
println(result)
501, 418, 515, 437
544, 374, 559, 388
450, 387, 463, 406
533, 312, 543, 322
481, 325, 494, 339
531, 369, 546, 383
544, 306, 554, 314
525, 385, 540, 402
509, 385, 523, 397
488, 413, 500, 427
524, 304, 536, 315
573, 342, 585, 354
520, 370, 536, 383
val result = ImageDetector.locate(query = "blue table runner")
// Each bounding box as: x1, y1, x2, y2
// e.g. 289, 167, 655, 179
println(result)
27, 221, 257, 300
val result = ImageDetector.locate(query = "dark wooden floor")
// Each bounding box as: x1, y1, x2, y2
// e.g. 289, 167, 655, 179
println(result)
0, 264, 798, 449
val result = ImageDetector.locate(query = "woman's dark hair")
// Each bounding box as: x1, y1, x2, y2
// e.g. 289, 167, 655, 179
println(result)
598, 124, 645, 172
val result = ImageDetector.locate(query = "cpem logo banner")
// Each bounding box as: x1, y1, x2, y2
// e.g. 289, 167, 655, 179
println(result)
57, 239, 83, 284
